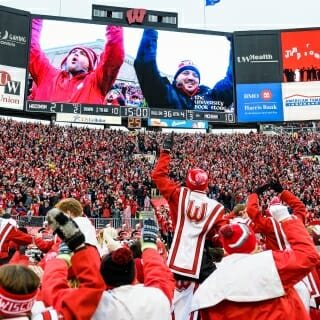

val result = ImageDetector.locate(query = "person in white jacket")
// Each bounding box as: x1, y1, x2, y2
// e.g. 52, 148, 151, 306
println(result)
55, 198, 98, 250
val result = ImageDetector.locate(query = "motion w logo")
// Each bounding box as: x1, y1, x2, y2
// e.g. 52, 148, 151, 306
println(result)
126, 9, 146, 24
0, 71, 21, 95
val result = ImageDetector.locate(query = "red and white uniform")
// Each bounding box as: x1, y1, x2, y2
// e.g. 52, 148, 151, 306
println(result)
167, 187, 224, 279
151, 151, 227, 320
247, 190, 320, 318
0, 217, 33, 263
191, 218, 319, 320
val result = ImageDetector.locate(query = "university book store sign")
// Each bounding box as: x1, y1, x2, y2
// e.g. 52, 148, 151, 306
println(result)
0, 6, 30, 110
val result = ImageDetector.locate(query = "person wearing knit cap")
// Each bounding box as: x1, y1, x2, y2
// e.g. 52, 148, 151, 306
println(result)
134, 29, 233, 111
190, 180, 319, 320
91, 218, 175, 319
151, 133, 228, 320
0, 264, 40, 318
29, 19, 124, 104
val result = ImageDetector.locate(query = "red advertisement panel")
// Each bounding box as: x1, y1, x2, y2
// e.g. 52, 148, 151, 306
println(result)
281, 30, 320, 82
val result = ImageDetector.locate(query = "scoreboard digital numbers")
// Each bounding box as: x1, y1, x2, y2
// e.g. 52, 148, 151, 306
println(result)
25, 101, 235, 124
127, 117, 142, 129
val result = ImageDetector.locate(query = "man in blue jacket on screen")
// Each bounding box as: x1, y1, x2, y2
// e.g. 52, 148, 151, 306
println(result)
134, 29, 233, 111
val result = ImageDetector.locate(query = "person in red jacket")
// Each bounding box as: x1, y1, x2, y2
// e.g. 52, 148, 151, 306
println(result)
0, 214, 33, 265
41, 210, 174, 319
191, 187, 319, 320
151, 133, 227, 320
93, 217, 175, 319
0, 210, 106, 319
29, 18, 124, 104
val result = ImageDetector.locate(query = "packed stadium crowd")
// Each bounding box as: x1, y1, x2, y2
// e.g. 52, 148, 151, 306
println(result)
0, 118, 319, 222
0, 117, 320, 319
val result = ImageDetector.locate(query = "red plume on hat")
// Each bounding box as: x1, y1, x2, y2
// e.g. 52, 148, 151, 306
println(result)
219, 223, 258, 255
61, 46, 98, 72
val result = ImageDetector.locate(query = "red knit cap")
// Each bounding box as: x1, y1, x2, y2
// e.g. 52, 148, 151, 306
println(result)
219, 223, 258, 254
60, 46, 98, 72
174, 60, 201, 82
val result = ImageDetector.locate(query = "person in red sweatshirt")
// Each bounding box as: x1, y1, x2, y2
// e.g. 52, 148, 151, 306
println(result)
29, 18, 124, 104
41, 209, 175, 319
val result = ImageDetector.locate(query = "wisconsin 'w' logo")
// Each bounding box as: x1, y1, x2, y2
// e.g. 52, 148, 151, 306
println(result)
126, 9, 146, 24
186, 200, 207, 222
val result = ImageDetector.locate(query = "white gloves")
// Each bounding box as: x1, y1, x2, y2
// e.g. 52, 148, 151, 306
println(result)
269, 204, 291, 222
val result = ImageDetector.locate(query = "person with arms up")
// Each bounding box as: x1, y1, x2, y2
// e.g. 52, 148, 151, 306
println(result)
151, 132, 228, 320
37, 207, 106, 319
55, 197, 98, 250
134, 29, 233, 111
92, 217, 175, 319
29, 19, 124, 104
191, 183, 319, 320
247, 179, 320, 319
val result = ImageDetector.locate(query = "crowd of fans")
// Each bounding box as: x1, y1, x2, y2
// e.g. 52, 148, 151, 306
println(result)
0, 117, 320, 319
0, 118, 319, 226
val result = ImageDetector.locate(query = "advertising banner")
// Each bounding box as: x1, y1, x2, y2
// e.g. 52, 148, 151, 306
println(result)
0, 6, 30, 110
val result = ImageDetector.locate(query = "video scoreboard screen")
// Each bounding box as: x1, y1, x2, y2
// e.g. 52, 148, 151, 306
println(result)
25, 9, 235, 125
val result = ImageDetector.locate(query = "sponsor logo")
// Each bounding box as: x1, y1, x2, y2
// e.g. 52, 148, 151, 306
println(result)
126, 9, 146, 24
284, 94, 320, 107
0, 29, 27, 47
236, 53, 278, 64
261, 89, 272, 100
243, 90, 272, 101
0, 71, 21, 95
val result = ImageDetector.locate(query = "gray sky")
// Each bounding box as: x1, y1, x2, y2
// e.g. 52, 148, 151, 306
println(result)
4, 0, 320, 32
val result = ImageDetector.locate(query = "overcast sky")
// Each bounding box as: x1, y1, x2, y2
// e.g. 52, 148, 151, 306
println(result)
3, 0, 320, 32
